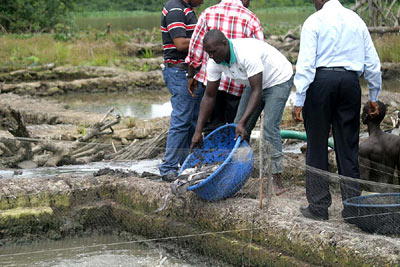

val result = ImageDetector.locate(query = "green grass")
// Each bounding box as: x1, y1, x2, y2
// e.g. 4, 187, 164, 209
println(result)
375, 35, 400, 63
254, 6, 314, 35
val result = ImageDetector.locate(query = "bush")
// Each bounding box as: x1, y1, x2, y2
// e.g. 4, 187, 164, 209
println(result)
0, 0, 77, 33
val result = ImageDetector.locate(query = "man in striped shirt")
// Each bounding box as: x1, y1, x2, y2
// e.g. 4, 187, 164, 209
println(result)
185, 0, 264, 132
159, 0, 204, 181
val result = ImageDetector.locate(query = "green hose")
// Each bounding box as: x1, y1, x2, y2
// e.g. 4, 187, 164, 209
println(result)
280, 130, 335, 149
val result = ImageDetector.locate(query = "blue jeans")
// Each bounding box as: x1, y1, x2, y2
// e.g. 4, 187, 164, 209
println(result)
234, 77, 293, 174
159, 66, 205, 176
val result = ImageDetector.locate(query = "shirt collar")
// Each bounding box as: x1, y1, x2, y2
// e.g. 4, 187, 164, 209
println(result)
180, 0, 191, 8
322, 0, 343, 10
220, 39, 237, 66
219, 0, 244, 6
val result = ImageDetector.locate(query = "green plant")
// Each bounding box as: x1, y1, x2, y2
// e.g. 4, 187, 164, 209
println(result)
77, 126, 87, 136
141, 48, 153, 59
53, 24, 75, 41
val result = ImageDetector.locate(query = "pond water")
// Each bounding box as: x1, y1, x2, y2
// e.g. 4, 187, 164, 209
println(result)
0, 235, 229, 267
0, 159, 161, 179
50, 91, 172, 119
51, 78, 399, 120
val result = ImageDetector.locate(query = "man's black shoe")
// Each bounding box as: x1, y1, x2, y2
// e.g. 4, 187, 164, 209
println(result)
300, 206, 328, 221
161, 173, 177, 182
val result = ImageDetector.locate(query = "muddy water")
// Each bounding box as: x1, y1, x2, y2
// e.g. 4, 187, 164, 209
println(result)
0, 235, 228, 266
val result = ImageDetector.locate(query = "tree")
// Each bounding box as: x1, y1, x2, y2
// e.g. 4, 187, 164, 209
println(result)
0, 0, 77, 33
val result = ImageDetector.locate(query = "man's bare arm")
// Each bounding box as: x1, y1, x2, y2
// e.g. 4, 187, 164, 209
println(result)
173, 37, 191, 52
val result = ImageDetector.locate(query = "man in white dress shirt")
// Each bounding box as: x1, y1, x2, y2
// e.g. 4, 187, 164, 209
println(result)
292, 0, 382, 221
190, 29, 293, 192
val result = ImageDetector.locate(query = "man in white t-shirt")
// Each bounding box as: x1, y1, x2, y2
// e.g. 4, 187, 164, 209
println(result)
190, 29, 293, 193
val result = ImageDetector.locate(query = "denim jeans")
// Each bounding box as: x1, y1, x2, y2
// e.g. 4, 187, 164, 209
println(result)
234, 77, 293, 174
159, 66, 205, 176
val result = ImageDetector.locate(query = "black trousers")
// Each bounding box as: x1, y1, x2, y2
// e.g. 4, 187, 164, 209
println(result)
303, 69, 362, 215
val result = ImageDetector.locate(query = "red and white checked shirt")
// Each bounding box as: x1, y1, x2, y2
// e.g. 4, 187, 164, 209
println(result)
185, 0, 264, 96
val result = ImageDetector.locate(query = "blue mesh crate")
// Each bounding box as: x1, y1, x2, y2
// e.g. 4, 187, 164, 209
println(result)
179, 124, 254, 201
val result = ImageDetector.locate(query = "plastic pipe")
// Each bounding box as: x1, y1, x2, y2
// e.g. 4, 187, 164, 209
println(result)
280, 130, 334, 149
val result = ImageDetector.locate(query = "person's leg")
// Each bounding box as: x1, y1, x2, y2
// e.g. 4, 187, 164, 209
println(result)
234, 86, 264, 140
159, 67, 203, 176
203, 89, 225, 135
303, 71, 337, 217
223, 92, 241, 123
331, 71, 361, 201
188, 81, 205, 152
261, 77, 293, 175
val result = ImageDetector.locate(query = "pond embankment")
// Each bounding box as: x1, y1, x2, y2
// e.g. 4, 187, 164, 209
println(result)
0, 174, 399, 266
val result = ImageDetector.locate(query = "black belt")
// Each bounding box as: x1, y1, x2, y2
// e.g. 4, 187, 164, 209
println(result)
317, 67, 351, 72
166, 62, 188, 71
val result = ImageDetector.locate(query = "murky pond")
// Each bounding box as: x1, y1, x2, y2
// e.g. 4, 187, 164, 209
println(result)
0, 160, 161, 179
0, 235, 229, 267
50, 91, 172, 119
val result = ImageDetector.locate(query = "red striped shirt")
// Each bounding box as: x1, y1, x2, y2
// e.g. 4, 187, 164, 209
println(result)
185, 0, 264, 96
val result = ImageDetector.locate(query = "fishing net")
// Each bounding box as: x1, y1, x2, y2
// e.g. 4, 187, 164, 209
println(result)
0, 118, 399, 266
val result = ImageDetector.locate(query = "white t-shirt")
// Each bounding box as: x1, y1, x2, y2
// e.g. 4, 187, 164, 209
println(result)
207, 38, 293, 89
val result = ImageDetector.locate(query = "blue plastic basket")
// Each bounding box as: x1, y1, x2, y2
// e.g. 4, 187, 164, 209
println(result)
179, 124, 254, 201
343, 193, 400, 234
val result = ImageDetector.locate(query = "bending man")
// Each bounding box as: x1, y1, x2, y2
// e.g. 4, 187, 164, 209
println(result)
191, 30, 293, 192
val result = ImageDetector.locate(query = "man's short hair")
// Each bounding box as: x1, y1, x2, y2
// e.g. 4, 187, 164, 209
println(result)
203, 29, 227, 45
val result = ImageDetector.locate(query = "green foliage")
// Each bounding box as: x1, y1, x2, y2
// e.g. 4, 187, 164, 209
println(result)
0, 0, 77, 33
53, 24, 75, 41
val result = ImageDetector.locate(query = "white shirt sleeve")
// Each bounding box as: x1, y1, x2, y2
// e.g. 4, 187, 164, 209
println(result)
243, 56, 263, 78
294, 18, 318, 107
206, 59, 222, 82
362, 22, 382, 101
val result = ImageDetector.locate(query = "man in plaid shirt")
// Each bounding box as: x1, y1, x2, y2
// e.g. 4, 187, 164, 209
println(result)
185, 0, 264, 131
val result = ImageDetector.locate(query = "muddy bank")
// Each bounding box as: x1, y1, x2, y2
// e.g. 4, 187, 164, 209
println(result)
0, 66, 164, 96
0, 62, 398, 97
0, 174, 398, 265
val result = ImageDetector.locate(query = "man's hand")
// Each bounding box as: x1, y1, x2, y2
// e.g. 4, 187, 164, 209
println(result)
292, 106, 303, 122
368, 101, 379, 118
187, 78, 198, 97
190, 131, 203, 151
235, 121, 248, 140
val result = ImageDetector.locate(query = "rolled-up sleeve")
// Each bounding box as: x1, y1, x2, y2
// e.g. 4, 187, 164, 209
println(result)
206, 60, 222, 82
362, 24, 382, 101
294, 18, 317, 107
